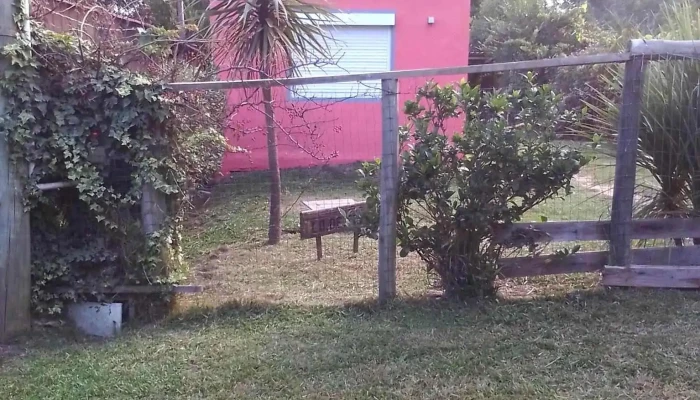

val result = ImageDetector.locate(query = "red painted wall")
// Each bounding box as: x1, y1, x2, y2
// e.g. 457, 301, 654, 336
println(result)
221, 0, 471, 173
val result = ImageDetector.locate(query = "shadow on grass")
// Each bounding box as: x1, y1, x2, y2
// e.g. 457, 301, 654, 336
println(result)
217, 163, 363, 198
169, 285, 699, 328
11, 285, 700, 353
5, 287, 700, 399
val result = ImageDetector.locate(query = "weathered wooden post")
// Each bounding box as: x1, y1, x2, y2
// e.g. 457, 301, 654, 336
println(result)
378, 78, 399, 302
141, 183, 167, 234
0, 0, 31, 341
141, 124, 167, 235
608, 43, 647, 269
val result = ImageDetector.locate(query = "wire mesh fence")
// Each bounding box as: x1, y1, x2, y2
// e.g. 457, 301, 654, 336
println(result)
185, 84, 394, 305
182, 68, 620, 303
180, 43, 700, 303
184, 77, 445, 303
630, 52, 700, 251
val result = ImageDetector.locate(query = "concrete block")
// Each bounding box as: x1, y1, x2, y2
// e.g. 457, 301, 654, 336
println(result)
67, 302, 122, 337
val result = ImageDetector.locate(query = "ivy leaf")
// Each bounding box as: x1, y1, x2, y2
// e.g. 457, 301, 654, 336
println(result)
18, 110, 34, 123
2, 26, 225, 315
36, 102, 48, 116
115, 84, 132, 97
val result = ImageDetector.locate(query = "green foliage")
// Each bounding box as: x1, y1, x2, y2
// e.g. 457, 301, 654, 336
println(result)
357, 77, 588, 299
471, 0, 599, 93
136, 16, 206, 61
203, 0, 336, 245
206, 0, 337, 78
576, 1, 700, 223
143, 0, 210, 28
471, 0, 593, 62
182, 128, 236, 186
0, 26, 226, 313
138, 25, 184, 57
533, 0, 700, 120
573, 0, 700, 33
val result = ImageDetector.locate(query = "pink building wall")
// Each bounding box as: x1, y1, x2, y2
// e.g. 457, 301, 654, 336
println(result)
221, 0, 471, 173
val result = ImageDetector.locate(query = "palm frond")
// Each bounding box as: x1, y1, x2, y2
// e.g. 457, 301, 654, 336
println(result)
202, 0, 337, 78
573, 1, 700, 221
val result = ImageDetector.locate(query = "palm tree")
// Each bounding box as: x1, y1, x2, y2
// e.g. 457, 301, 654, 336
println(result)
205, 0, 334, 244
577, 1, 700, 244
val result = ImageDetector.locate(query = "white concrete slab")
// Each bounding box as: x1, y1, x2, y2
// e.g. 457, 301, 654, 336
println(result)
302, 198, 358, 211
67, 302, 122, 337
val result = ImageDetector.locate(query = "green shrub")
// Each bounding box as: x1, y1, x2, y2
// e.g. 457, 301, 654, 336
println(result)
182, 128, 233, 186
0, 26, 229, 313
357, 76, 588, 299
471, 0, 594, 89
576, 1, 700, 224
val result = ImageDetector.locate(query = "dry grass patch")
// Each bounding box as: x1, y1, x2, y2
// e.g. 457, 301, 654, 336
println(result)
182, 162, 615, 308
185, 234, 429, 307
6, 165, 700, 399
4, 288, 700, 399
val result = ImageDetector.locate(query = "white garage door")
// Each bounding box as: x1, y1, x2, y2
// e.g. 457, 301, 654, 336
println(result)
292, 14, 394, 100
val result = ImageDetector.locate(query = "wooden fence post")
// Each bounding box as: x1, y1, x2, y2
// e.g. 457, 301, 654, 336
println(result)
0, 0, 31, 342
378, 78, 399, 302
141, 125, 167, 235
141, 183, 167, 234
609, 54, 646, 268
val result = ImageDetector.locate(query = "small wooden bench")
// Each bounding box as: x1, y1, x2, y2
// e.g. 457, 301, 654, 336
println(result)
300, 199, 366, 260
54, 285, 204, 321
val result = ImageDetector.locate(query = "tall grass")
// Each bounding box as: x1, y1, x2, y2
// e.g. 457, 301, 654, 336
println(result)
579, 2, 700, 228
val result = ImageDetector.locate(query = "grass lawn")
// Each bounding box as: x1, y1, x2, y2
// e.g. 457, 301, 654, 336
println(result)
2, 158, 700, 399
4, 290, 700, 399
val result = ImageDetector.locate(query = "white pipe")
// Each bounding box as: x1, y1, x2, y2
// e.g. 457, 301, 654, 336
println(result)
36, 181, 77, 191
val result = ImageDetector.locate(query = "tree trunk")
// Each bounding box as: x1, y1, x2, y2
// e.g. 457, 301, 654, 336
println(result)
263, 86, 282, 245
176, 0, 185, 26
691, 176, 700, 245
0, 0, 31, 342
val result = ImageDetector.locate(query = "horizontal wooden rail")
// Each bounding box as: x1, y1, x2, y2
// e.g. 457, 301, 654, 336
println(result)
499, 246, 700, 278
628, 218, 700, 240
499, 250, 606, 278
494, 218, 700, 244
53, 285, 204, 294
36, 181, 76, 191
169, 41, 700, 92
603, 265, 700, 288
630, 39, 700, 58
169, 53, 631, 91
494, 220, 609, 244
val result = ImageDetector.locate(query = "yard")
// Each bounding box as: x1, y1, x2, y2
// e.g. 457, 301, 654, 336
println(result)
2, 148, 700, 399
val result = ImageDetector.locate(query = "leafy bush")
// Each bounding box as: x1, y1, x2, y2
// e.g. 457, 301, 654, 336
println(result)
471, 0, 591, 59
357, 77, 588, 299
182, 128, 236, 187
579, 0, 698, 33
576, 1, 700, 225
471, 0, 594, 89
0, 26, 229, 313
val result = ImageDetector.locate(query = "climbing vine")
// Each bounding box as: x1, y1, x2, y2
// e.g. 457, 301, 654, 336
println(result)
0, 25, 224, 313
